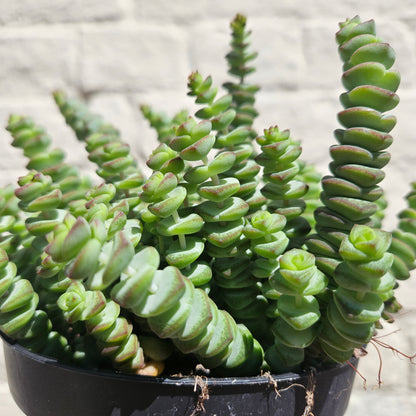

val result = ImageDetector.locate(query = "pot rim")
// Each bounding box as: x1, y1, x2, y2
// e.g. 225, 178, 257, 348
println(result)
0, 330, 356, 387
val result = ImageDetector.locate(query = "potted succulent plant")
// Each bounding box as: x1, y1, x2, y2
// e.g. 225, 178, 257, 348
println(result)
0, 13, 415, 416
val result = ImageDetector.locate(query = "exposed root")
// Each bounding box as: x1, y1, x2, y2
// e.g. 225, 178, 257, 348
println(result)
371, 331, 416, 363
261, 371, 281, 397
367, 330, 416, 389
347, 330, 416, 390
302, 368, 316, 416
262, 369, 316, 415
348, 353, 367, 390
189, 375, 209, 416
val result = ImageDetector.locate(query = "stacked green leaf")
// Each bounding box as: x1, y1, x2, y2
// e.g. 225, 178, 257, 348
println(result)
389, 182, 416, 280
58, 281, 148, 374
188, 71, 236, 133
140, 105, 188, 144
266, 249, 327, 372
7, 115, 92, 205
44, 212, 142, 292
183, 71, 269, 337
167, 114, 248, 260
111, 246, 264, 375
319, 225, 395, 362
0, 185, 25, 255
223, 13, 259, 135
221, 211, 289, 338
53, 91, 116, 141
53, 91, 144, 209
138, 168, 208, 287
297, 162, 322, 231
307, 16, 399, 266
0, 248, 70, 360
256, 126, 310, 245
15, 172, 65, 239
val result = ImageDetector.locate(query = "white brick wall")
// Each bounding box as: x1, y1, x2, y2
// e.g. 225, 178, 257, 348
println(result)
0, 1, 415, 415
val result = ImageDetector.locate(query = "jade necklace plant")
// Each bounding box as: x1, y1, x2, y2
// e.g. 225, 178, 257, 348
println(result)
0, 14, 414, 378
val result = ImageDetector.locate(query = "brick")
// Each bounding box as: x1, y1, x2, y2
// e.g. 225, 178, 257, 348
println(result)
188, 19, 231, 86
0, 29, 77, 96
0, 0, 123, 25
201, 0, 316, 19
80, 26, 189, 94
309, 0, 416, 19
376, 21, 416, 89
301, 22, 341, 90
135, 0, 319, 22
248, 18, 303, 91
135, 0, 210, 24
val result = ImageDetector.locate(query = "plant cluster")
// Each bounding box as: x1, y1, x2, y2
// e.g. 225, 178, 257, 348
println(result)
0, 15, 414, 377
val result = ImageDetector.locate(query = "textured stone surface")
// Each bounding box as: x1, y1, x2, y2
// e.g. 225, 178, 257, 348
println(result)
0, 1, 416, 415
0, 0, 123, 25
80, 25, 189, 93
0, 29, 77, 96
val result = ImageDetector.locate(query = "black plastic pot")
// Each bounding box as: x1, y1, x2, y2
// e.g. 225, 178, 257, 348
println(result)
1, 333, 357, 416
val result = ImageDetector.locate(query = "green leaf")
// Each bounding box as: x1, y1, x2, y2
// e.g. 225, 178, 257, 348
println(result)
198, 177, 240, 202
0, 279, 35, 313
336, 127, 393, 152
180, 134, 216, 161
338, 107, 396, 132
156, 213, 204, 236
340, 85, 399, 113
182, 262, 212, 286
204, 219, 244, 248
342, 62, 400, 92
148, 278, 194, 338
165, 237, 204, 269
272, 319, 316, 348
334, 287, 384, 323
349, 42, 396, 69
133, 267, 186, 317
149, 186, 187, 218
196, 197, 249, 222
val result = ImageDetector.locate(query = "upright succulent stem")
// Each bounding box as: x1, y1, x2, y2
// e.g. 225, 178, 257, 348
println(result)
307, 16, 400, 267
223, 14, 259, 135
319, 225, 394, 362
53, 91, 144, 210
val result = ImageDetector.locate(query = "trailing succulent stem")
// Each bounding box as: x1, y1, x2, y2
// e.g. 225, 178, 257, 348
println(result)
7, 115, 92, 205
0, 249, 71, 361
58, 281, 161, 375
111, 247, 264, 375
